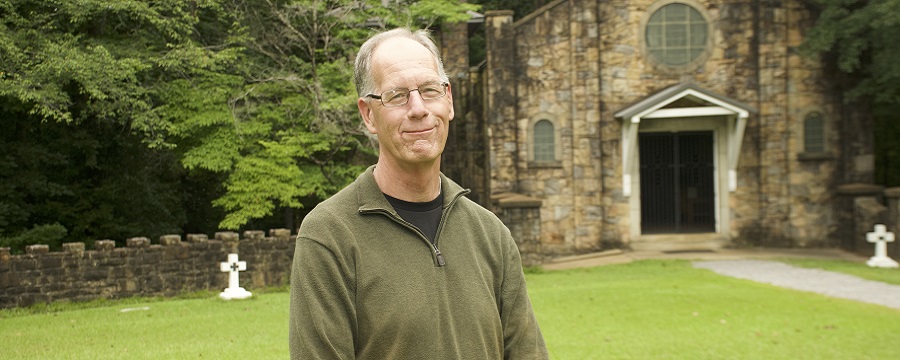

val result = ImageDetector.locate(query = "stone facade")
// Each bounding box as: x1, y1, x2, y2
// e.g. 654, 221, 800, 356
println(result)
443, 0, 877, 255
0, 230, 295, 308
440, 21, 491, 206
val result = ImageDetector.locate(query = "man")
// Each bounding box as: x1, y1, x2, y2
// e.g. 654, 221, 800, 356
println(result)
289, 28, 549, 359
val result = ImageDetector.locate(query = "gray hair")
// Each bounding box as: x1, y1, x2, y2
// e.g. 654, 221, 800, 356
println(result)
354, 28, 449, 98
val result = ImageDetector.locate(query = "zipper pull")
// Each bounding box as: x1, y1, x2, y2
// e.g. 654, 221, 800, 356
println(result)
434, 248, 446, 267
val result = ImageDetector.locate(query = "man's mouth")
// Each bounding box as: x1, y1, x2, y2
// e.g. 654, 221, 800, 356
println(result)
404, 127, 435, 135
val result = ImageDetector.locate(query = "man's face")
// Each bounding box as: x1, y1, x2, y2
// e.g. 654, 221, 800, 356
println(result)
358, 38, 454, 169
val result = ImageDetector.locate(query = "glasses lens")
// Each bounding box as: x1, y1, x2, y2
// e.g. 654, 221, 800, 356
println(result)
382, 89, 409, 107
418, 84, 446, 100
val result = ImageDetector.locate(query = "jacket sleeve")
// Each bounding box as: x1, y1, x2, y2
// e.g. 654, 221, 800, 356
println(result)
499, 231, 550, 359
289, 236, 357, 359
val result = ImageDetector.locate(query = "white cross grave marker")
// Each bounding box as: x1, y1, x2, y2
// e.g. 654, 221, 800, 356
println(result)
219, 253, 252, 300
866, 224, 899, 268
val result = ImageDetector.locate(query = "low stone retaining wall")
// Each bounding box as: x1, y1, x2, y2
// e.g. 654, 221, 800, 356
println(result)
0, 230, 295, 308
837, 185, 900, 259
493, 192, 544, 267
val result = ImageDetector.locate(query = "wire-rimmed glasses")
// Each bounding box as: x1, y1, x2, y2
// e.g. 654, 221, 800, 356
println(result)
365, 82, 449, 107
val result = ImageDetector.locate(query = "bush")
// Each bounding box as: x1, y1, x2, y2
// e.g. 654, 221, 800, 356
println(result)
0, 223, 68, 253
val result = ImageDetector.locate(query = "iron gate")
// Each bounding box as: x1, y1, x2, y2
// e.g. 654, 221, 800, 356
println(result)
639, 131, 715, 234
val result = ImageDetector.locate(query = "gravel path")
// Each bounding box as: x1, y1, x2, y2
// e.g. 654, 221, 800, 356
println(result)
693, 260, 900, 310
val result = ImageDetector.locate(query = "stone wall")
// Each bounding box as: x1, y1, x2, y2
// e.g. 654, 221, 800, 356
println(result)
0, 230, 295, 308
484, 2, 607, 255
882, 187, 900, 259
492, 193, 544, 266
484, 10, 519, 195
834, 184, 900, 259
518, 0, 604, 254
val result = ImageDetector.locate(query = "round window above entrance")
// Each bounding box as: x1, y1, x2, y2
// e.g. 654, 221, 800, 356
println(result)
645, 2, 710, 68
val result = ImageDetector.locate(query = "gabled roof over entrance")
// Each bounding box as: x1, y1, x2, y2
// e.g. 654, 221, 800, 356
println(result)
615, 83, 757, 196
615, 82, 756, 122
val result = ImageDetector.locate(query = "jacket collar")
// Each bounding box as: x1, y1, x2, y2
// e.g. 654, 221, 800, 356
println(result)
356, 165, 469, 213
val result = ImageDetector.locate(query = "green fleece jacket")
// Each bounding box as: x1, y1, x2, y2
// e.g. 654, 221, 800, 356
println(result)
289, 166, 548, 359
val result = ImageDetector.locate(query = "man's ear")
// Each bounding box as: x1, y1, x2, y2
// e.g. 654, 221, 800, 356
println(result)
446, 83, 455, 121
358, 98, 378, 134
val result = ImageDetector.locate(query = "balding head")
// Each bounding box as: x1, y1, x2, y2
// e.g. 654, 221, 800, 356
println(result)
354, 28, 449, 98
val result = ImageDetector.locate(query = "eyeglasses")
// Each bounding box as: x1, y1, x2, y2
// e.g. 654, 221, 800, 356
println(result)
365, 82, 449, 107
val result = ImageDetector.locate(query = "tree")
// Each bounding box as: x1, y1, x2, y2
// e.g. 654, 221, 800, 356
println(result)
0, 0, 240, 250
802, 0, 900, 104
0, 102, 190, 250
0, 0, 244, 142
0, 0, 480, 249
801, 0, 900, 186
174, 0, 478, 229
470, 0, 545, 19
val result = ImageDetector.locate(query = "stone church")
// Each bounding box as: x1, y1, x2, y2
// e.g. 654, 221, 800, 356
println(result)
438, 0, 878, 258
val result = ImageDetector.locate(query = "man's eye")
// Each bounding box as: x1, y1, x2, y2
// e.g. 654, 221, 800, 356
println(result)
385, 91, 408, 102
420, 86, 442, 97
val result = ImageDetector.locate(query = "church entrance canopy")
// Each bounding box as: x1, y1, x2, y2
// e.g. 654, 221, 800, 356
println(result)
615, 83, 757, 197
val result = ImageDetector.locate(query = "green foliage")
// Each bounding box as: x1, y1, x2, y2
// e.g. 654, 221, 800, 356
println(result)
874, 103, 900, 186
0, 0, 240, 142
0, 223, 67, 252
802, 0, 900, 104
189, 0, 478, 229
0, 0, 481, 241
468, 28, 487, 66
801, 0, 900, 186
470, 0, 545, 19
376, 0, 480, 28
190, 0, 372, 229
0, 106, 190, 252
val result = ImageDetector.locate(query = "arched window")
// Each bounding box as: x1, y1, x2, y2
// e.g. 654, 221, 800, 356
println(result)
533, 120, 555, 162
804, 112, 825, 153
645, 3, 709, 67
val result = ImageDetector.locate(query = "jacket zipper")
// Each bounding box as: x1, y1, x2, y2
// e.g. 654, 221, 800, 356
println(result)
429, 189, 468, 267
364, 209, 447, 267
434, 248, 446, 266
361, 190, 468, 267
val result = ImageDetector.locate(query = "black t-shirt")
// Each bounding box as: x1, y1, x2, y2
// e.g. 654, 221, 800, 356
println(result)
383, 191, 444, 243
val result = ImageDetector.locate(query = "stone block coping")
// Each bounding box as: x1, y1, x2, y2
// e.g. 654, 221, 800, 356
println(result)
836, 183, 885, 196
884, 187, 900, 198
492, 192, 543, 208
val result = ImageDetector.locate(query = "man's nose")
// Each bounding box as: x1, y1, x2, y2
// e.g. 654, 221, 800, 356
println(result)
406, 89, 429, 117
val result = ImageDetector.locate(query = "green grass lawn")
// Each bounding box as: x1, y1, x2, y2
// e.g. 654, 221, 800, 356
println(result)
529, 260, 900, 359
1, 291, 289, 359
2, 260, 898, 359
781, 258, 900, 285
